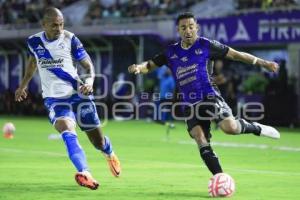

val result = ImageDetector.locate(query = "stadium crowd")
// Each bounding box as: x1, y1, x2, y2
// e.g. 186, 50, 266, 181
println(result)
0, 0, 198, 25
84, 0, 198, 23
0, 0, 76, 25
236, 0, 297, 10
2, 0, 298, 26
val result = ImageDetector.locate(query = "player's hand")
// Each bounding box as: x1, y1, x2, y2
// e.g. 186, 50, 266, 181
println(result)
79, 84, 93, 95
15, 87, 27, 102
128, 64, 141, 74
263, 61, 279, 73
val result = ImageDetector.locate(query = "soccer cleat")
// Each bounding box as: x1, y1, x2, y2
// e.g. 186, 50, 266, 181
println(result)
104, 152, 121, 177
75, 171, 99, 190
254, 122, 280, 139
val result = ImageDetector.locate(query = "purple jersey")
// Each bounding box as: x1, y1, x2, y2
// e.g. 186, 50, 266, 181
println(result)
153, 37, 229, 104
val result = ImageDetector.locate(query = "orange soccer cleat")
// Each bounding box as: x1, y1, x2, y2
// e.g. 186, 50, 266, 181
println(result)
75, 171, 99, 190
104, 152, 121, 177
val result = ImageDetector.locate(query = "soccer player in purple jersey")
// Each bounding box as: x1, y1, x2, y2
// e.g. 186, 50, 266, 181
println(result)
128, 12, 280, 175
15, 7, 121, 190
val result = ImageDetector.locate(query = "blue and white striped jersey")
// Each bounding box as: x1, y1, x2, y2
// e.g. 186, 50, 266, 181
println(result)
27, 30, 88, 98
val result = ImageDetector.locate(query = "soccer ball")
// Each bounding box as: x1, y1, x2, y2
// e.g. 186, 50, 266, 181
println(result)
3, 122, 16, 133
2, 122, 16, 139
208, 173, 235, 197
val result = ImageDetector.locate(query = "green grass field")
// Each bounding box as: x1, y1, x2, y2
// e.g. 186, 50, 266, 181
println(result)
0, 116, 300, 200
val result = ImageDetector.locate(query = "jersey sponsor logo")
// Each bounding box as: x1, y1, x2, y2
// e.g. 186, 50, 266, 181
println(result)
38, 58, 64, 68
176, 64, 198, 79
179, 75, 197, 86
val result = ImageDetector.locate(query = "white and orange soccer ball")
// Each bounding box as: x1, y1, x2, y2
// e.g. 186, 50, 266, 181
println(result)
208, 173, 235, 197
2, 122, 16, 139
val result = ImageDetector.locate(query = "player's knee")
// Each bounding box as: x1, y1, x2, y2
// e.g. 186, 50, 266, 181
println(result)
220, 120, 238, 134
55, 119, 75, 133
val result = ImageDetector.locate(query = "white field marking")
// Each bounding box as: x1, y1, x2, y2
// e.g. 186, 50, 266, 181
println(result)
177, 140, 300, 152
0, 147, 66, 157
1, 147, 300, 176
226, 168, 300, 176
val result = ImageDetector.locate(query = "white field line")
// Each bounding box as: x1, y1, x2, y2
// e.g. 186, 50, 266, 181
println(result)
0, 147, 66, 157
177, 140, 300, 152
1, 147, 300, 176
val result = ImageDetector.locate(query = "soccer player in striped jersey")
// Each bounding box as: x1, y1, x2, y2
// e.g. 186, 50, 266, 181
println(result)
15, 7, 121, 190
128, 12, 280, 176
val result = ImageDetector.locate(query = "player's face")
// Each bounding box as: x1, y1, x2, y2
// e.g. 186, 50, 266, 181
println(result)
177, 18, 199, 46
43, 15, 64, 40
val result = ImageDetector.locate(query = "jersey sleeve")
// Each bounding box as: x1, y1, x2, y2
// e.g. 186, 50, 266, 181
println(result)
26, 39, 35, 57
71, 35, 88, 61
209, 39, 229, 60
152, 52, 168, 67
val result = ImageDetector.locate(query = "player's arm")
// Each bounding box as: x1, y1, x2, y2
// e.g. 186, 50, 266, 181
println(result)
79, 56, 95, 95
225, 48, 279, 72
15, 56, 37, 102
128, 53, 168, 74
209, 39, 278, 72
71, 35, 95, 95
128, 60, 157, 74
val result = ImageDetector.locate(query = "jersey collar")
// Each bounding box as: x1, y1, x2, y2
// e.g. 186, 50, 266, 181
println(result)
42, 32, 61, 43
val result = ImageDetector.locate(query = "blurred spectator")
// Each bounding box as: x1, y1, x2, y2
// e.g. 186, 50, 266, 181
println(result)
102, 3, 121, 18
0, 0, 199, 25
271, 0, 296, 7
154, 66, 175, 125
0, 0, 78, 25
213, 60, 228, 96
237, 0, 297, 10
237, 0, 262, 9
84, 0, 103, 24
1, 0, 298, 26
125, 0, 150, 17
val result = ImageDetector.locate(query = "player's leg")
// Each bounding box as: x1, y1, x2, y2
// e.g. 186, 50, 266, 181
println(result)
55, 119, 87, 172
189, 124, 223, 175
219, 117, 280, 139
44, 99, 98, 190
76, 96, 121, 177
85, 128, 121, 177
213, 96, 280, 139
186, 102, 223, 175
55, 118, 99, 190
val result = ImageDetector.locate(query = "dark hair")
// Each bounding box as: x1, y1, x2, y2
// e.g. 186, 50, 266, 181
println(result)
176, 12, 196, 25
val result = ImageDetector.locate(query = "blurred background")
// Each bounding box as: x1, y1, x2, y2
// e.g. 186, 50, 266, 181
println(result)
0, 0, 299, 127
